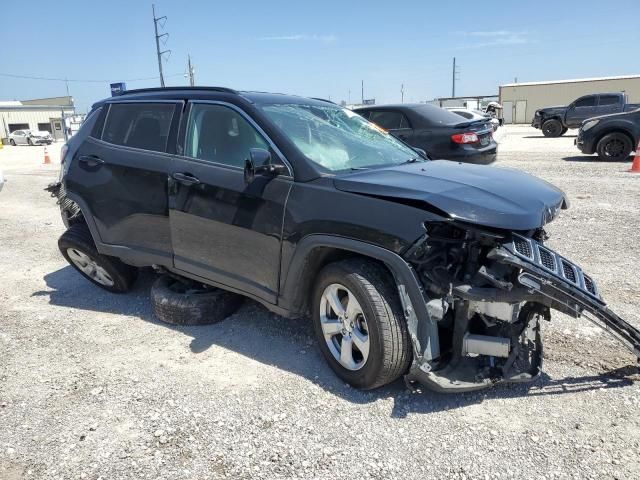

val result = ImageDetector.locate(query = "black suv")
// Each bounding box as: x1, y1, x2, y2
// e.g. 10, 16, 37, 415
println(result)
49, 87, 639, 392
354, 104, 497, 164
576, 108, 640, 161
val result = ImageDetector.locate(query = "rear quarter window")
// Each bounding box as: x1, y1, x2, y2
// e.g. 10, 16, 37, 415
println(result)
101, 103, 175, 152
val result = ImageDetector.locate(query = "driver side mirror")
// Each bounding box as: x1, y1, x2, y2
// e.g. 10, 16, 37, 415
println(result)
244, 148, 287, 184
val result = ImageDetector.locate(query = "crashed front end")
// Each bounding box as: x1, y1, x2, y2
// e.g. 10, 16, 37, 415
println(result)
403, 222, 640, 392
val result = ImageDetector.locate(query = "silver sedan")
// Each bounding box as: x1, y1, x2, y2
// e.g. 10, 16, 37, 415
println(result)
8, 130, 53, 146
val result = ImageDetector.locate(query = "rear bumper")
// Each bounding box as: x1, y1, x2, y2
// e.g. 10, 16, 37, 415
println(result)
446, 146, 497, 165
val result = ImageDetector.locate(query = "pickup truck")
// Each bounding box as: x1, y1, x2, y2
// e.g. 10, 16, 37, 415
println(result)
576, 108, 640, 161
532, 92, 640, 137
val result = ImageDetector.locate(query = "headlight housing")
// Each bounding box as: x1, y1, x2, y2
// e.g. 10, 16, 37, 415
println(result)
581, 119, 600, 131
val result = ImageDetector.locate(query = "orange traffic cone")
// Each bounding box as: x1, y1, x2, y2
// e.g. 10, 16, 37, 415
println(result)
43, 147, 51, 165
630, 140, 640, 173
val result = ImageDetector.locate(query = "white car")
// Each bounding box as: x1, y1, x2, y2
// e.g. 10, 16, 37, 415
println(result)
445, 108, 500, 132
8, 129, 53, 146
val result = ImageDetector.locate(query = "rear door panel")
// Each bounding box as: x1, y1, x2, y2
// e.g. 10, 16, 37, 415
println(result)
66, 101, 182, 265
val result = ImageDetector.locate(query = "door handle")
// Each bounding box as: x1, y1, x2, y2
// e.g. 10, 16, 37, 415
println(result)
78, 155, 105, 167
172, 172, 201, 186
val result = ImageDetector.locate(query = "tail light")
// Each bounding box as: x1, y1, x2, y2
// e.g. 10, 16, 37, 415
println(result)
451, 133, 479, 144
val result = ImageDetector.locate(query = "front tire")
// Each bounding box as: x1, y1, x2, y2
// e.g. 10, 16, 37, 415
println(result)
58, 223, 138, 293
9, 139, 15, 146
312, 259, 411, 390
596, 133, 633, 161
542, 119, 564, 137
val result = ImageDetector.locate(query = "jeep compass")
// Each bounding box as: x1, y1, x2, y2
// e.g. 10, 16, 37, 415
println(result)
48, 87, 640, 392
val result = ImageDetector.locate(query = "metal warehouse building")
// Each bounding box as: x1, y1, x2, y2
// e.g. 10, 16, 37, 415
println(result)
499, 74, 640, 124
0, 96, 75, 142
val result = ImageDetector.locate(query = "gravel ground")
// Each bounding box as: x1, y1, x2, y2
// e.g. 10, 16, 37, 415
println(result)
0, 128, 639, 480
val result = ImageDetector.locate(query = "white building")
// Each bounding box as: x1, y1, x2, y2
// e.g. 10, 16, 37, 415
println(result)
0, 96, 75, 141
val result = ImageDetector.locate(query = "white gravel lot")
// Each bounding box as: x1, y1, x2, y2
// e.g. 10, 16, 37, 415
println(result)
0, 128, 639, 480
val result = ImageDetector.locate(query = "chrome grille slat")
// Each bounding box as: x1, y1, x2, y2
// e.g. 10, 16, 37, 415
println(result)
510, 234, 599, 299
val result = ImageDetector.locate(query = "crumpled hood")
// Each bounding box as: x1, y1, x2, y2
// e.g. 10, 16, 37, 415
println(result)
333, 161, 569, 231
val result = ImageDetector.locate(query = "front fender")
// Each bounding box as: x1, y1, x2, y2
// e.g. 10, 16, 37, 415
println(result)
279, 234, 440, 363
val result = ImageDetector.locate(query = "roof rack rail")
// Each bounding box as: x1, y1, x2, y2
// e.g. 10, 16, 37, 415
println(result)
120, 86, 239, 96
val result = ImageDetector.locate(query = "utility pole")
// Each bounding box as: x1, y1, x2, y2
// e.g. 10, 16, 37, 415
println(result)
401, 84, 404, 103
361, 80, 364, 104
152, 4, 170, 87
187, 54, 195, 86
452, 57, 460, 97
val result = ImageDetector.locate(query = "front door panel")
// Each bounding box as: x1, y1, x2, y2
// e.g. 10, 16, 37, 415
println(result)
169, 159, 291, 302
168, 101, 292, 303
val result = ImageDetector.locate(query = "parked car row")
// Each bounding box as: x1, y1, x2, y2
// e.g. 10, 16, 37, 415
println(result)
8, 129, 53, 146
46, 86, 640, 394
533, 92, 640, 161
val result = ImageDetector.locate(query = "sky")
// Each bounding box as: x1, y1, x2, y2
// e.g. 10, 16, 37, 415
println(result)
1, 0, 638, 112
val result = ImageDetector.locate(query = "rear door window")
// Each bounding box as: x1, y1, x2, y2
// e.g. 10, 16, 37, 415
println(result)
102, 103, 176, 152
598, 95, 619, 106
368, 110, 411, 130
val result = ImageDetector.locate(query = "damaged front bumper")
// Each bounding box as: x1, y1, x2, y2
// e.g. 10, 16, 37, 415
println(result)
403, 226, 640, 392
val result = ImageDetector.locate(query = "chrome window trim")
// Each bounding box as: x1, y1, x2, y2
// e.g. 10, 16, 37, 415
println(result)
180, 100, 294, 178
85, 136, 175, 160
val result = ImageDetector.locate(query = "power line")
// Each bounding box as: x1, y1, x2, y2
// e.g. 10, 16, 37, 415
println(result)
0, 72, 183, 84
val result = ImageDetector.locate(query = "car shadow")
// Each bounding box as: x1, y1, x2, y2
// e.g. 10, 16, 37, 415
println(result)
523, 135, 578, 139
562, 155, 633, 163
37, 266, 638, 415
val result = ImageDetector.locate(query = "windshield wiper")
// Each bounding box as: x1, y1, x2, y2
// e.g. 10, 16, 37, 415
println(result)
404, 157, 422, 164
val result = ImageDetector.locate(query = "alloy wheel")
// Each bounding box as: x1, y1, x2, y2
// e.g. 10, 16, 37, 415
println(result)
66, 248, 115, 287
604, 139, 624, 158
319, 283, 370, 371
543, 123, 560, 136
